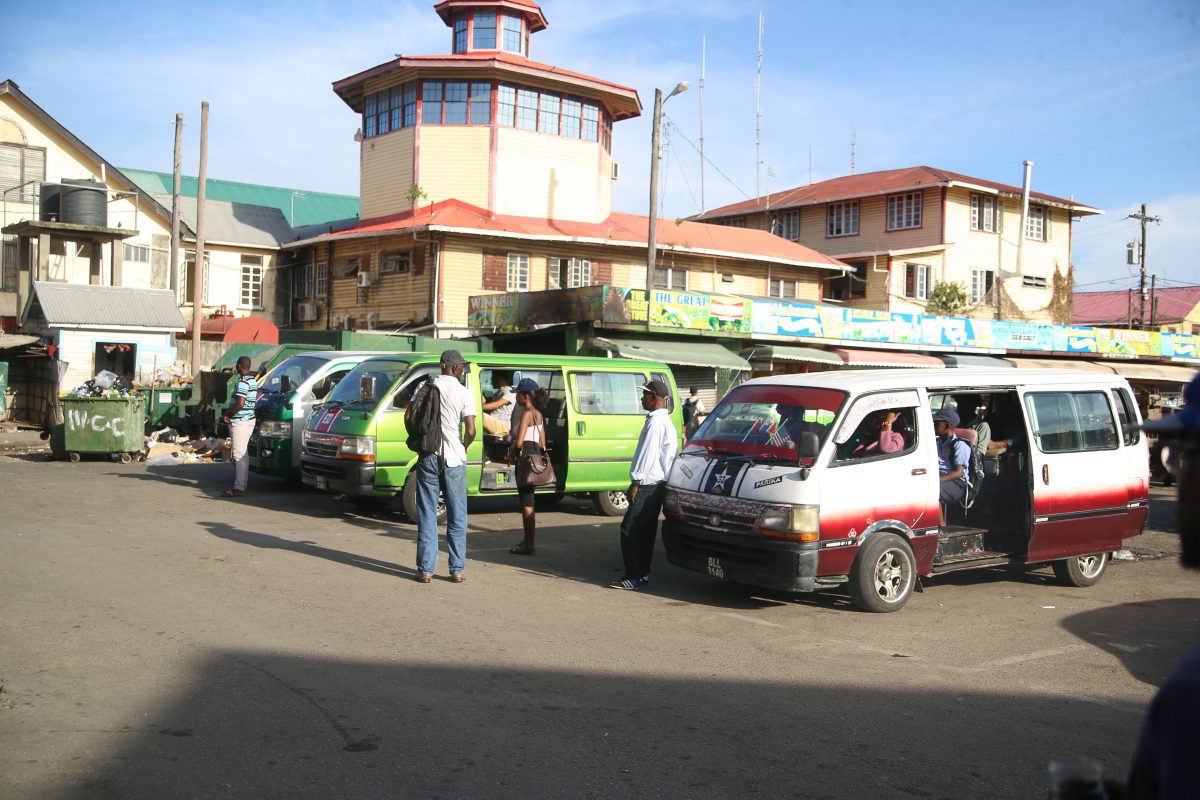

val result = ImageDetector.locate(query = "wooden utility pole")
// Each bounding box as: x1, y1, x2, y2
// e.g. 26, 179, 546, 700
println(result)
190, 102, 208, 374
1149, 274, 1158, 329
1127, 203, 1161, 329
170, 113, 182, 294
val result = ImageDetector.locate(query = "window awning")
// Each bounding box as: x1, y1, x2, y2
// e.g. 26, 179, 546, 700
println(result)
831, 347, 945, 369
740, 344, 843, 366
593, 336, 750, 370
1096, 361, 1198, 384
939, 354, 1014, 368
1004, 357, 1116, 373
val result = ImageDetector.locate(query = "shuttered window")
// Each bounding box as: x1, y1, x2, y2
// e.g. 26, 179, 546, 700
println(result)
0, 143, 47, 204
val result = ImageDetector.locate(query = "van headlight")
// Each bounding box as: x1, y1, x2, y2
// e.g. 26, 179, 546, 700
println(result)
338, 435, 376, 462
663, 488, 681, 518
258, 420, 292, 438
757, 505, 820, 542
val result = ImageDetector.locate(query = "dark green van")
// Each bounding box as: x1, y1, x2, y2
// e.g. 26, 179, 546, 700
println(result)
299, 352, 682, 520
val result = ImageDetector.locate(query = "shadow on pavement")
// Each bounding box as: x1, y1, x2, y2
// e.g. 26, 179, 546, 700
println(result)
1060, 598, 1200, 688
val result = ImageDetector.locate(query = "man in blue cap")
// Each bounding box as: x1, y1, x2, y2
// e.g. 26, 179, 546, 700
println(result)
933, 407, 971, 513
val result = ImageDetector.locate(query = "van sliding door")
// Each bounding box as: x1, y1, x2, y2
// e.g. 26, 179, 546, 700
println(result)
564, 370, 649, 492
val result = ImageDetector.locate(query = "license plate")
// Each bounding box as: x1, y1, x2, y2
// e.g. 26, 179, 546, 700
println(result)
314, 476, 327, 491
706, 556, 726, 579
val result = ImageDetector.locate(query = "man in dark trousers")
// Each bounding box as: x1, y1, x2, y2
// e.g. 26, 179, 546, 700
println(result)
610, 379, 678, 590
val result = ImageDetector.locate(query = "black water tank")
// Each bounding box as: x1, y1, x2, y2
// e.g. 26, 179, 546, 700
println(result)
60, 179, 107, 227
40, 183, 60, 221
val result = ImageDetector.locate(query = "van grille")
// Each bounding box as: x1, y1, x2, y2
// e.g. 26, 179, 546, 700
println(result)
304, 433, 340, 459
673, 489, 762, 536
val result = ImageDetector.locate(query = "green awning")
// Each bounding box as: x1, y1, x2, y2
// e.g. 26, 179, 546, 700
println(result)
741, 344, 842, 366
593, 336, 749, 370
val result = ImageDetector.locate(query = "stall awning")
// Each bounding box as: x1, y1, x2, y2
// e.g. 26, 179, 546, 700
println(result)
1097, 361, 1198, 384
740, 345, 843, 366
1005, 357, 1116, 373
831, 347, 945, 368
0, 333, 40, 350
939, 354, 1014, 368
593, 337, 749, 370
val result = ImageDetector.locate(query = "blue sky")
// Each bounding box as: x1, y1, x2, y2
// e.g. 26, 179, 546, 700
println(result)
7, 0, 1199, 290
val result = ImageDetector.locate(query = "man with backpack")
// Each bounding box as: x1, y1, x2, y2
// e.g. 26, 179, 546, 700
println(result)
405, 349, 476, 584
932, 408, 971, 524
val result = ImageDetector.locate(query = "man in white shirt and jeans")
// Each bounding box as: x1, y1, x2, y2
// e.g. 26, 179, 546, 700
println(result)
408, 349, 476, 584
611, 378, 678, 590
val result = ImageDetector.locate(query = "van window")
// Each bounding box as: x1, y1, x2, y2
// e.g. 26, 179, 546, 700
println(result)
1025, 391, 1118, 454
1111, 387, 1140, 446
311, 368, 351, 400
260, 355, 328, 395
510, 369, 567, 420
833, 392, 921, 462
691, 384, 846, 463
570, 372, 644, 415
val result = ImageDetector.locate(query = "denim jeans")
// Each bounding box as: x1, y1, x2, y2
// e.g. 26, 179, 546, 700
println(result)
229, 419, 254, 492
619, 481, 666, 580
415, 453, 468, 576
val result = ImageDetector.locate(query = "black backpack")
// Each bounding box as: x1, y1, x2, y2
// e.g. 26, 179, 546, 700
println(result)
405, 377, 442, 455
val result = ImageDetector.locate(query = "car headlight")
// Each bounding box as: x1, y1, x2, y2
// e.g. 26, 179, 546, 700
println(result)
757, 505, 820, 542
663, 489, 680, 517
338, 435, 376, 462
258, 420, 292, 437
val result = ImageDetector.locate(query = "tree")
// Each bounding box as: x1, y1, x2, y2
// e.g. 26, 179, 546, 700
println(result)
406, 184, 428, 208
926, 281, 970, 317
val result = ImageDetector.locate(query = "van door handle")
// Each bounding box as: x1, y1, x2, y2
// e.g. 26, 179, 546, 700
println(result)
1042, 464, 1050, 485
577, 421, 586, 436
911, 468, 926, 476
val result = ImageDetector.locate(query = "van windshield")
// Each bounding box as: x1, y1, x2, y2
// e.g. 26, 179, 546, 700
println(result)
258, 355, 329, 395
689, 384, 847, 462
322, 360, 412, 410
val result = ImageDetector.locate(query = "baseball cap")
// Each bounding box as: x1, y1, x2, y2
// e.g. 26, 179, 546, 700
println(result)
932, 408, 960, 428
640, 378, 670, 398
514, 378, 539, 394
439, 348, 466, 367
1143, 372, 1200, 434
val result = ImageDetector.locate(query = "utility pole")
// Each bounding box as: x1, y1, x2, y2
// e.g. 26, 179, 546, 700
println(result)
1127, 203, 1161, 329
1149, 274, 1158, 329
170, 113, 183, 295
191, 102, 208, 375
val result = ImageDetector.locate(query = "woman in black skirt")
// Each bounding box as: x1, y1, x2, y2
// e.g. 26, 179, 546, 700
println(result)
507, 378, 544, 555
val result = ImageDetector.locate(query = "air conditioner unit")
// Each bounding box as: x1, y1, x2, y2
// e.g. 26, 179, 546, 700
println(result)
611, 161, 620, 181
357, 272, 373, 288
366, 312, 377, 329
297, 302, 318, 322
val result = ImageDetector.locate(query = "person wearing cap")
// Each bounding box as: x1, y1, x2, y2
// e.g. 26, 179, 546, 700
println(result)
1127, 371, 1199, 799
408, 348, 476, 584
610, 378, 678, 590
506, 378, 545, 556
932, 407, 971, 518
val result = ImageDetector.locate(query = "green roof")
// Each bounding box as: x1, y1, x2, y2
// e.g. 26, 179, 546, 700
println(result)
120, 168, 359, 228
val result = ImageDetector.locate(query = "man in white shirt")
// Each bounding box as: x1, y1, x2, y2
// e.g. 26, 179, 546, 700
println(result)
408, 349, 476, 584
611, 378, 678, 590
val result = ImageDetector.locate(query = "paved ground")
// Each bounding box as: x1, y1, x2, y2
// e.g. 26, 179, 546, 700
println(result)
1, 429, 1196, 799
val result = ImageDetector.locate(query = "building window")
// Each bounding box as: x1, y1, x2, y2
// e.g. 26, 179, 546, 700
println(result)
653, 267, 688, 290
453, 16, 468, 53
123, 243, 150, 263
714, 217, 746, 228
826, 262, 866, 300
502, 13, 524, 53
381, 253, 410, 274
240, 254, 264, 308
363, 82, 417, 138
549, 257, 591, 289
506, 253, 529, 291
1025, 206, 1048, 241
970, 269, 995, 304
772, 210, 800, 240
315, 262, 328, 298
473, 10, 497, 48
561, 96, 581, 138
971, 194, 999, 233
1, 235, 17, 291
182, 251, 209, 304
0, 142, 46, 203
1022, 275, 1047, 288
769, 278, 798, 298
493, 83, 611, 150
827, 202, 859, 237
539, 92, 561, 135
887, 192, 922, 230
904, 263, 931, 300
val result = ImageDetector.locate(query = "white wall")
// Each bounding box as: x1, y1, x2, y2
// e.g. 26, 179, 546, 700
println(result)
56, 328, 179, 389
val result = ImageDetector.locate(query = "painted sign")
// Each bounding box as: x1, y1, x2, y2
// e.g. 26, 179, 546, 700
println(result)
66, 406, 127, 437
649, 290, 750, 333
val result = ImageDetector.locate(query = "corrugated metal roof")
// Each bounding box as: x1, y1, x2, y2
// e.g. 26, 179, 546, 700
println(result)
32, 282, 186, 330
123, 168, 359, 228
1073, 287, 1200, 326
153, 195, 295, 248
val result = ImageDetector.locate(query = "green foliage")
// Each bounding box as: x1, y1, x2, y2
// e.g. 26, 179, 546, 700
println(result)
406, 184, 428, 205
926, 281, 971, 317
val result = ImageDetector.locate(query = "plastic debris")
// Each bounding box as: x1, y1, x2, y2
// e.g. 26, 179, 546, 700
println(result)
1113, 549, 1137, 561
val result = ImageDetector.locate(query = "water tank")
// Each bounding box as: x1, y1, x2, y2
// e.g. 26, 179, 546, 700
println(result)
60, 179, 107, 227
39, 183, 60, 221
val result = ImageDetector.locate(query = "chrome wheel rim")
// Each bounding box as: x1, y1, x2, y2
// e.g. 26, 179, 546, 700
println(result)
1077, 553, 1106, 578
873, 548, 912, 603
607, 491, 629, 510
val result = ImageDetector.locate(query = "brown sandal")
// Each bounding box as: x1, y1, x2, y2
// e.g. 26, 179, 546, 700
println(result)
222, 488, 246, 497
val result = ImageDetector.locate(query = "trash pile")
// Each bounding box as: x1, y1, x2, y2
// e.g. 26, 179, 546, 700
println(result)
65, 370, 137, 398
144, 428, 232, 466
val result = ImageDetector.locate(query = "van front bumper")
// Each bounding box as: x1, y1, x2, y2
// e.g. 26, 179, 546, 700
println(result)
300, 454, 375, 496
662, 518, 819, 592
249, 435, 294, 478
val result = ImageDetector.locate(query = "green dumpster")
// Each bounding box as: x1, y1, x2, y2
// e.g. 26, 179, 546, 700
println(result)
0, 361, 8, 419
55, 395, 146, 463
147, 387, 189, 431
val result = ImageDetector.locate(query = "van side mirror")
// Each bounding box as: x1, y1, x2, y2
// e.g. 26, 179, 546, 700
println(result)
797, 431, 820, 461
280, 375, 293, 395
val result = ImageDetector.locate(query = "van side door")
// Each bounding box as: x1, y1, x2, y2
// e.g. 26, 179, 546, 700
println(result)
563, 369, 649, 492
374, 365, 439, 492
1022, 388, 1131, 561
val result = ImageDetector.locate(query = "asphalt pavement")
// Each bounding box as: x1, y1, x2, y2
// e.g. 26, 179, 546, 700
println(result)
1, 429, 1196, 800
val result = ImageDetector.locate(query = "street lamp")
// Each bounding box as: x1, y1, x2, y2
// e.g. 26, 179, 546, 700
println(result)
645, 80, 689, 329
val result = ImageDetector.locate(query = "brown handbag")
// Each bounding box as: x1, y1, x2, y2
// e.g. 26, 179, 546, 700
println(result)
517, 446, 556, 488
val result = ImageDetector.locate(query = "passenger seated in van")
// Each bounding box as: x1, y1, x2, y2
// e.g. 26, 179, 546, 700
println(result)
933, 408, 972, 516
953, 394, 991, 463
481, 371, 516, 437
776, 403, 826, 448
849, 410, 906, 458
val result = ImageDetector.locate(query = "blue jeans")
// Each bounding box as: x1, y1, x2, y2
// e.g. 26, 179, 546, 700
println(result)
415, 453, 468, 576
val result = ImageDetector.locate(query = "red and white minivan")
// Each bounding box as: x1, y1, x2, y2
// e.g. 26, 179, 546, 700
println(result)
662, 369, 1149, 612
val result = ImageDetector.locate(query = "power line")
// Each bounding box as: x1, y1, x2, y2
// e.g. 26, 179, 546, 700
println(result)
663, 117, 754, 204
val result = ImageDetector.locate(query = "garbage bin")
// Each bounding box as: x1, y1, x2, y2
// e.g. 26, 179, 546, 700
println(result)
146, 386, 189, 432
56, 395, 146, 463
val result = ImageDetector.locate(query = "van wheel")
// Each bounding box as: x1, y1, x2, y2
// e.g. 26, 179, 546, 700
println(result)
401, 474, 447, 525
849, 533, 916, 613
593, 490, 628, 516
1051, 552, 1108, 587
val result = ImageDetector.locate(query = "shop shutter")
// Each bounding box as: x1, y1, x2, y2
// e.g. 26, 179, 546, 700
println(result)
670, 366, 719, 412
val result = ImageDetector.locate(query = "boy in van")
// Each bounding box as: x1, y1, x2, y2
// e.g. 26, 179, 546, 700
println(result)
933, 408, 971, 521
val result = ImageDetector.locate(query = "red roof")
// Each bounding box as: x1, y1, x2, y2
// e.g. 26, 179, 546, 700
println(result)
433, 0, 548, 32
183, 315, 279, 344
288, 199, 848, 272
699, 166, 1100, 219
1073, 286, 1200, 326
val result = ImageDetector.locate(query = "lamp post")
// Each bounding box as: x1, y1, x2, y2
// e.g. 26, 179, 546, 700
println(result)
645, 81, 688, 330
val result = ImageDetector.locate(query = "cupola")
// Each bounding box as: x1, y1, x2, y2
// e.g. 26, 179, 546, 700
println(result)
434, 0, 548, 58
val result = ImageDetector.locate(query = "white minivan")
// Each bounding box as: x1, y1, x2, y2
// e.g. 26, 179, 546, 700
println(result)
662, 368, 1150, 612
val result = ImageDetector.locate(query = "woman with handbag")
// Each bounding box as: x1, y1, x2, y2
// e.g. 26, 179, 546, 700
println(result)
507, 378, 551, 555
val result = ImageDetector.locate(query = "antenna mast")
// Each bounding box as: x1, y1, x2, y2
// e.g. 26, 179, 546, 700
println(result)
850, 127, 856, 175
755, 12, 763, 201
699, 35, 706, 212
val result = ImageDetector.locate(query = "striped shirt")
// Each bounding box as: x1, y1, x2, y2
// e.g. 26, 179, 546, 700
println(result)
231, 374, 259, 422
